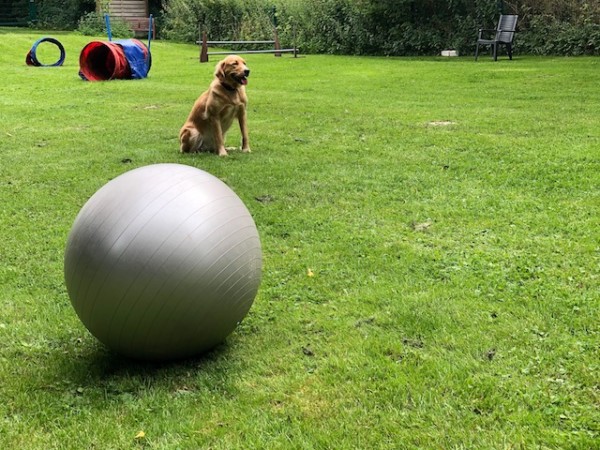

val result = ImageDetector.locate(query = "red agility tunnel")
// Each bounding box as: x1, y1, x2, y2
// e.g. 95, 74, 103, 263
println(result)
79, 39, 151, 81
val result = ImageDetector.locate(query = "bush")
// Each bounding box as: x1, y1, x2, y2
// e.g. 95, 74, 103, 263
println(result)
35, 0, 95, 30
160, 0, 600, 56
161, 0, 274, 43
285, 0, 364, 54
77, 11, 134, 38
519, 17, 600, 56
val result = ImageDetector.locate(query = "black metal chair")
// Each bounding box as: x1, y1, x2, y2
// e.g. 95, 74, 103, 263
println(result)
475, 15, 518, 61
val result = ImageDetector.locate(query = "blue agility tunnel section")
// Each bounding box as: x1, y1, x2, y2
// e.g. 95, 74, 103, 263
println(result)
119, 39, 152, 79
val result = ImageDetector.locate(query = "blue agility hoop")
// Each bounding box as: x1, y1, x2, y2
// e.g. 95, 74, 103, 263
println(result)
26, 37, 66, 67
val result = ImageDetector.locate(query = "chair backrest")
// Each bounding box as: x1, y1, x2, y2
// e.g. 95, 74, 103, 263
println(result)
496, 15, 518, 43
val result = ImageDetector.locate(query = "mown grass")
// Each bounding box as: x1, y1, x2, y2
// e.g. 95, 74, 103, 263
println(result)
0, 28, 598, 449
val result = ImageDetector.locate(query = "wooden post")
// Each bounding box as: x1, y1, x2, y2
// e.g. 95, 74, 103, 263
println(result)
273, 27, 281, 57
200, 31, 208, 63
293, 24, 298, 58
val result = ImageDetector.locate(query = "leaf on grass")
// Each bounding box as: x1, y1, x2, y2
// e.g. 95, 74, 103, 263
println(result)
255, 194, 274, 203
427, 121, 456, 126
307, 268, 314, 277
302, 346, 315, 357
355, 316, 376, 327
176, 387, 193, 395
135, 431, 146, 439
412, 220, 433, 232
403, 338, 424, 348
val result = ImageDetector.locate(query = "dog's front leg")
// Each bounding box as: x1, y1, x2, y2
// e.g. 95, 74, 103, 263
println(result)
238, 107, 251, 153
211, 119, 228, 156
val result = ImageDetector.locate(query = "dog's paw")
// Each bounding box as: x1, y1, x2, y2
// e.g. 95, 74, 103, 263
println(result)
242, 147, 251, 153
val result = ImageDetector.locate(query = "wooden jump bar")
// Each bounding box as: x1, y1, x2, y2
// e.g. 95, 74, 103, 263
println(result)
207, 40, 276, 45
208, 49, 297, 55
199, 29, 298, 63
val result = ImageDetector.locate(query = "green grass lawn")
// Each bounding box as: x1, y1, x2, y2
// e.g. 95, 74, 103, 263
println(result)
0, 28, 598, 449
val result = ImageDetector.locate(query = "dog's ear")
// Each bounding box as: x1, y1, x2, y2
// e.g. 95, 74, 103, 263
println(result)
214, 61, 226, 80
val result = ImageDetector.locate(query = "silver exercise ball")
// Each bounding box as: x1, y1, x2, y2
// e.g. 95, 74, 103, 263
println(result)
64, 164, 262, 361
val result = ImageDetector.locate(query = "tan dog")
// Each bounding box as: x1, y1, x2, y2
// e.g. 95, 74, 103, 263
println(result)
179, 55, 251, 156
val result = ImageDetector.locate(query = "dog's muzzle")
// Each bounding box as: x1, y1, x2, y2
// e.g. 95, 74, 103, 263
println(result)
237, 69, 250, 85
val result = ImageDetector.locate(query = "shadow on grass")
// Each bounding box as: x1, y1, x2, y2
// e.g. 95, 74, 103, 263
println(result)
79, 341, 231, 378
32, 335, 239, 402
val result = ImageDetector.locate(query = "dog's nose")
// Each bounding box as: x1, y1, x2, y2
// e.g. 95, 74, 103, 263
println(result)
244, 69, 250, 77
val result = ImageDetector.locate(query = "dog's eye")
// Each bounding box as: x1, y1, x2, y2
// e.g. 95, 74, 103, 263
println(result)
231, 61, 238, 66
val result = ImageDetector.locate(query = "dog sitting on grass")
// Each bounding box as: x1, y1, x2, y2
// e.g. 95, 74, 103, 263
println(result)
179, 55, 251, 156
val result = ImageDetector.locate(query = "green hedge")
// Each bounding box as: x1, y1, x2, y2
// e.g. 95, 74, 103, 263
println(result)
27, 0, 600, 56
35, 0, 95, 29
161, 0, 275, 42
0, 0, 33, 25
161, 0, 600, 56
518, 17, 600, 56
31, 0, 162, 31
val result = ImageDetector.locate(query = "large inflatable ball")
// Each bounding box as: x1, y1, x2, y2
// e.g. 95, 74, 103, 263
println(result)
64, 164, 262, 361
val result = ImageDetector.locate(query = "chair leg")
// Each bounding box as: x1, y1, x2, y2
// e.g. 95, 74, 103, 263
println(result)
475, 43, 479, 60
507, 44, 513, 60
493, 43, 498, 61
